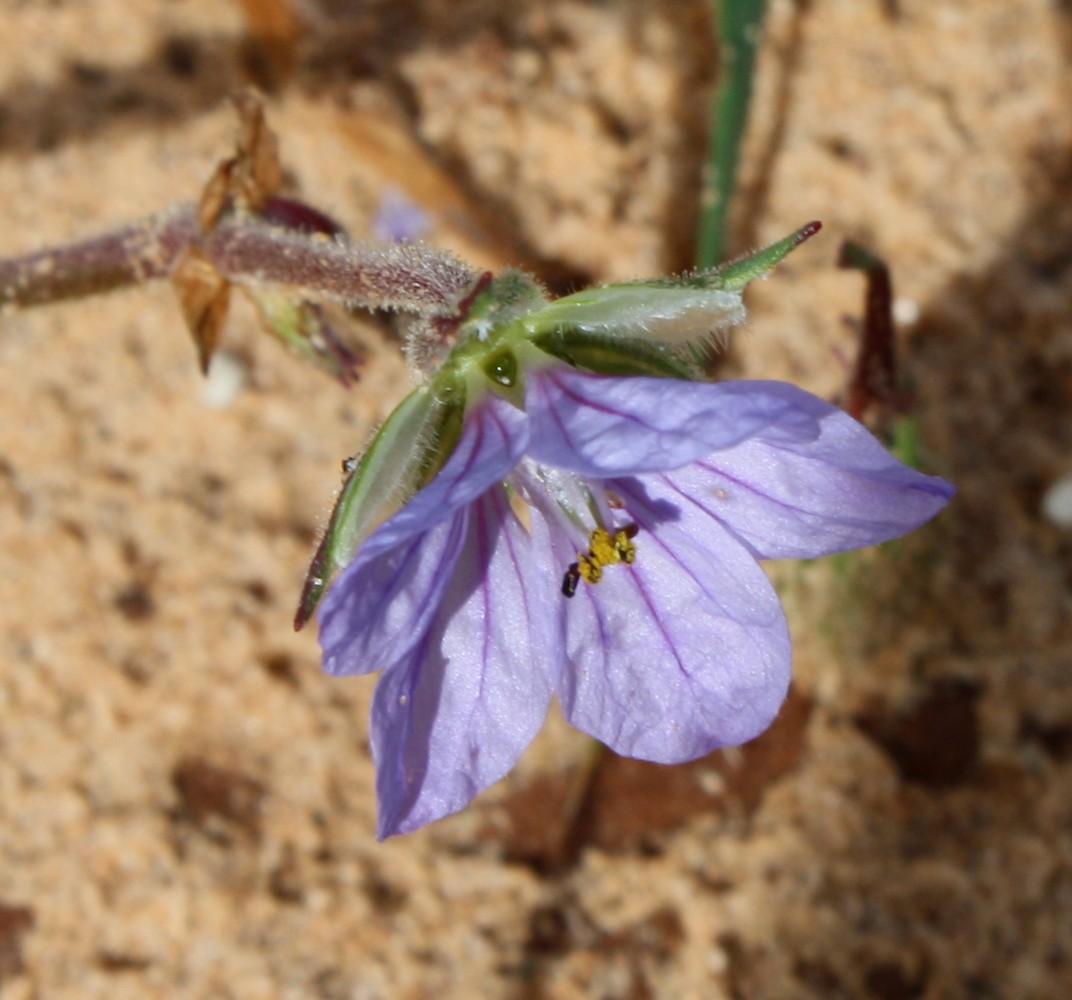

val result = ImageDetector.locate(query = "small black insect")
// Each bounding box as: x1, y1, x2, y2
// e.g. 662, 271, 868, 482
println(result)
561, 562, 581, 598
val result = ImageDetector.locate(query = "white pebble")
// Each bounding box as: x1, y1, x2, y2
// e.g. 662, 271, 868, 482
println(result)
893, 297, 920, 326
199, 351, 249, 409
1042, 475, 1072, 527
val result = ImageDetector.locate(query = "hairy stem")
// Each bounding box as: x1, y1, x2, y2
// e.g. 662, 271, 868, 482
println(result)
0, 205, 480, 314
204, 216, 477, 311
0, 206, 196, 309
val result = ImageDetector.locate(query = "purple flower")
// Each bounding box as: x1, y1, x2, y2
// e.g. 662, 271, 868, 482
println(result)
372, 187, 432, 244
317, 364, 954, 838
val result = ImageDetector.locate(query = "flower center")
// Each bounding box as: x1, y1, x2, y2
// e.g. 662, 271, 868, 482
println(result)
561, 524, 638, 598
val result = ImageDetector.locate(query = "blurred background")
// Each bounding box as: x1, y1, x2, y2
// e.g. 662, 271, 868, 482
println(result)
1, 1, 1071, 997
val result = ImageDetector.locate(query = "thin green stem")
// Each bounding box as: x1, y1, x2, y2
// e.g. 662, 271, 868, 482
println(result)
697, 0, 768, 268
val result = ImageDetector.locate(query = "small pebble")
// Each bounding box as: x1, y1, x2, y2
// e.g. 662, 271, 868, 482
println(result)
1041, 475, 1072, 527
893, 297, 920, 326
199, 351, 249, 410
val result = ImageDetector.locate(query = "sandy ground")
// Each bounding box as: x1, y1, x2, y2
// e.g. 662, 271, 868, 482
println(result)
1, 1, 1072, 997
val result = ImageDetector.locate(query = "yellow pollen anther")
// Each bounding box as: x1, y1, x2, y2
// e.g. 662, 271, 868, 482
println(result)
578, 553, 603, 584
614, 528, 638, 564
561, 524, 639, 597
587, 529, 618, 569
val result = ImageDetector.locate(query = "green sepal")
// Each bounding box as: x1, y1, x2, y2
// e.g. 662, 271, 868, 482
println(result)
519, 282, 745, 347
513, 223, 820, 354
456, 269, 549, 347
295, 374, 466, 629
709, 221, 822, 292
531, 329, 699, 380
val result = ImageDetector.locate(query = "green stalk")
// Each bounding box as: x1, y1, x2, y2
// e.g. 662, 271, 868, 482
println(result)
696, 0, 768, 268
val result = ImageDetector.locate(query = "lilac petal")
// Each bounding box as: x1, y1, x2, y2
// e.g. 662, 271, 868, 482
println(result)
525, 368, 826, 476
319, 506, 468, 677
351, 391, 530, 566
373, 187, 432, 244
370, 487, 553, 838
318, 393, 530, 676
658, 404, 955, 560
534, 479, 791, 763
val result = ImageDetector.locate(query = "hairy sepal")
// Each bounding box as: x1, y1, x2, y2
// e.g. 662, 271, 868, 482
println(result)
531, 328, 701, 380
518, 222, 822, 355
521, 281, 746, 349
295, 376, 466, 628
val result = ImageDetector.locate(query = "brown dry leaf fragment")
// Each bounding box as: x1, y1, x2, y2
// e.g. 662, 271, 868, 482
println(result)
183, 92, 286, 371
199, 90, 284, 231
231, 89, 285, 210
172, 248, 232, 374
